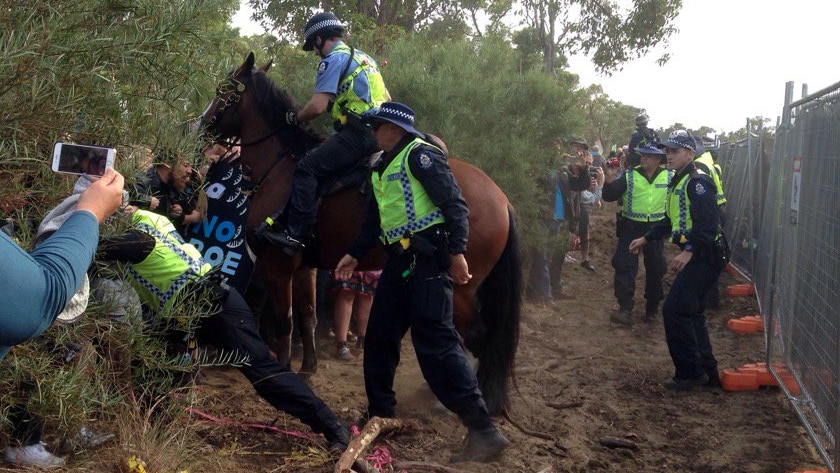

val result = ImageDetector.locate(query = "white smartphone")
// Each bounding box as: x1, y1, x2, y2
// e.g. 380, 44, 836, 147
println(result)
51, 142, 116, 177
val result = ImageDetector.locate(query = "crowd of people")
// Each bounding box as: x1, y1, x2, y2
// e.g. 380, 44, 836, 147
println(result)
1, 8, 736, 468
0, 12, 510, 469
526, 114, 730, 393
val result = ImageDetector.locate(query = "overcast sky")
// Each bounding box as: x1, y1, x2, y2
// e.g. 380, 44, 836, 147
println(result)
232, 0, 840, 134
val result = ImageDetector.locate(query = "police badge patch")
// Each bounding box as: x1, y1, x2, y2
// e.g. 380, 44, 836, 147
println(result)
318, 61, 328, 74
418, 153, 433, 169
695, 182, 706, 195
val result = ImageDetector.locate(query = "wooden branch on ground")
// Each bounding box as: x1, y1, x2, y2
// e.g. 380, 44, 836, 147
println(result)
335, 417, 412, 473
503, 409, 557, 443
598, 436, 639, 450
547, 400, 584, 410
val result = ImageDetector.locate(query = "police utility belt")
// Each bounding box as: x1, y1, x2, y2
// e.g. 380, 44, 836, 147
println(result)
385, 225, 449, 259
333, 110, 366, 132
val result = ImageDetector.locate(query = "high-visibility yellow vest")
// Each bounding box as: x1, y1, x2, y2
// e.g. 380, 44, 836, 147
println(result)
128, 210, 211, 312
621, 167, 672, 222
329, 43, 389, 122
694, 152, 726, 206
372, 138, 446, 244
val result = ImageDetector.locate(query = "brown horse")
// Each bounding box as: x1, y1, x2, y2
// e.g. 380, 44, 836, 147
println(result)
201, 52, 521, 414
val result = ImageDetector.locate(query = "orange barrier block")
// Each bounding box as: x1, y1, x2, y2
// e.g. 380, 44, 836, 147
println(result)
721, 369, 759, 391
726, 315, 764, 334
726, 283, 755, 297
724, 263, 739, 275
721, 362, 801, 394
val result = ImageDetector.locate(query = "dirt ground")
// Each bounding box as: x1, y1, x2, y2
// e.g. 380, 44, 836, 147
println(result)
142, 205, 825, 472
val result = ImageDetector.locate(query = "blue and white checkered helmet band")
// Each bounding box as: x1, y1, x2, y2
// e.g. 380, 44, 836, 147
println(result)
378, 105, 415, 126
304, 19, 343, 41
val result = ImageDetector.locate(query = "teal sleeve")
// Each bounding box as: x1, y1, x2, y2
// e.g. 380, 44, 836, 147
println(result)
0, 211, 98, 362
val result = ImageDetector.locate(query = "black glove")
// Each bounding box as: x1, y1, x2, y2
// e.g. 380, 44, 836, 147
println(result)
285, 110, 298, 125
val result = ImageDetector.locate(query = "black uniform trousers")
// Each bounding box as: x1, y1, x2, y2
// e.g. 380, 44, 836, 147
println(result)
662, 249, 722, 380
611, 219, 666, 312
363, 249, 493, 432
197, 287, 343, 439
287, 126, 379, 236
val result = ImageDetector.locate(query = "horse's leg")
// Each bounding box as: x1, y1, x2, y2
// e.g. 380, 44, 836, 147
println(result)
259, 261, 295, 369
292, 266, 318, 375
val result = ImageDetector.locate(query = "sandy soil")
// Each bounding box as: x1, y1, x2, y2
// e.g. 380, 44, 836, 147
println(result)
110, 205, 827, 473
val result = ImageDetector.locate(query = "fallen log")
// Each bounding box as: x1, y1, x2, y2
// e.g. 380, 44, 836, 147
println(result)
334, 417, 411, 473
598, 436, 639, 450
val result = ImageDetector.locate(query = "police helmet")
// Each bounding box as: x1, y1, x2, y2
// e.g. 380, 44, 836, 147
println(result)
635, 114, 648, 127
302, 12, 345, 51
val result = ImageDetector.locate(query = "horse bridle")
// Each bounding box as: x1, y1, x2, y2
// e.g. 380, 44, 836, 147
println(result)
205, 74, 294, 195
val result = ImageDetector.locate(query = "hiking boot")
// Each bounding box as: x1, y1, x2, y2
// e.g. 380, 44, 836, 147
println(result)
644, 306, 659, 322
581, 260, 595, 272
664, 373, 710, 391
325, 424, 350, 453
335, 341, 354, 361
705, 370, 723, 388
4, 442, 65, 469
450, 426, 510, 463
610, 309, 633, 326
255, 224, 302, 257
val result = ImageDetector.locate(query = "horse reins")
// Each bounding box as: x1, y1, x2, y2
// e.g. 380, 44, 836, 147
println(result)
207, 75, 294, 195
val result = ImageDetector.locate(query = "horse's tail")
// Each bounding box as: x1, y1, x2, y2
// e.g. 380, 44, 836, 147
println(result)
475, 205, 522, 415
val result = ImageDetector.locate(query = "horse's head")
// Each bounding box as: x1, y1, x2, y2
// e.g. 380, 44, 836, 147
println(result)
201, 52, 325, 154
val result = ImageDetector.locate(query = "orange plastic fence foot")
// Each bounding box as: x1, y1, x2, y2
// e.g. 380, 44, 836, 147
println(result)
726, 283, 755, 297
721, 362, 801, 394
726, 315, 764, 334
724, 263, 739, 275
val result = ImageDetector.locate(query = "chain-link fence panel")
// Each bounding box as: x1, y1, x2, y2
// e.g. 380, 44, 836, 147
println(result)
762, 81, 840, 472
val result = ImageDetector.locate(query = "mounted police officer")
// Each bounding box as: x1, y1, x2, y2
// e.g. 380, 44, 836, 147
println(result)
255, 11, 390, 256
629, 130, 729, 391
627, 114, 662, 168
603, 142, 671, 325
99, 208, 350, 450
334, 102, 510, 463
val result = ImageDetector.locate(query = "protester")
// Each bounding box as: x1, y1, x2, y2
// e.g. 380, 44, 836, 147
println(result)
129, 149, 201, 234
255, 11, 390, 256
330, 270, 379, 360
629, 130, 728, 390
334, 102, 509, 463
0, 168, 124, 363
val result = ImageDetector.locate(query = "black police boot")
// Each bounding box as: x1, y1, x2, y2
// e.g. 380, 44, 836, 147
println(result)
255, 221, 305, 257
644, 303, 660, 322
450, 426, 510, 463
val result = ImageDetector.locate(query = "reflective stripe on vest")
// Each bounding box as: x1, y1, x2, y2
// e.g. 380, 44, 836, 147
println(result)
329, 44, 389, 121
128, 210, 211, 312
694, 152, 726, 206
622, 167, 672, 222
372, 138, 445, 244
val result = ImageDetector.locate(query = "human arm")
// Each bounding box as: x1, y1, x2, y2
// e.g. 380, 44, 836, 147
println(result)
76, 167, 125, 223
294, 93, 332, 123
602, 170, 628, 202
97, 230, 156, 264
0, 211, 99, 358
346, 185, 383, 261
408, 146, 469, 254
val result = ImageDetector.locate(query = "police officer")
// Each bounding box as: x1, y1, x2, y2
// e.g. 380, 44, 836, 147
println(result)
334, 102, 509, 463
256, 11, 390, 256
99, 209, 350, 450
627, 114, 662, 168
693, 138, 727, 309
603, 143, 671, 325
629, 130, 727, 390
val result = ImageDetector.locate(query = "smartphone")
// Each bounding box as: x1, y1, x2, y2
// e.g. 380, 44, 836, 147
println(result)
51, 142, 116, 177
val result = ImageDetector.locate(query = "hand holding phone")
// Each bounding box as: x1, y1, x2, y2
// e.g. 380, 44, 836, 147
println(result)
76, 168, 125, 223
52, 142, 116, 177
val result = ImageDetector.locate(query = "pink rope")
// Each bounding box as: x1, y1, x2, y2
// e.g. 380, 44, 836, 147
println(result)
187, 407, 317, 441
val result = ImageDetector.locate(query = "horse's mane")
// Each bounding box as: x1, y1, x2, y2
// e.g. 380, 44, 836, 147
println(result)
249, 68, 327, 154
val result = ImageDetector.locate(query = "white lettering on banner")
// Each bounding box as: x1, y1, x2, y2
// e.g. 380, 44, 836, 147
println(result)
206, 182, 226, 199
